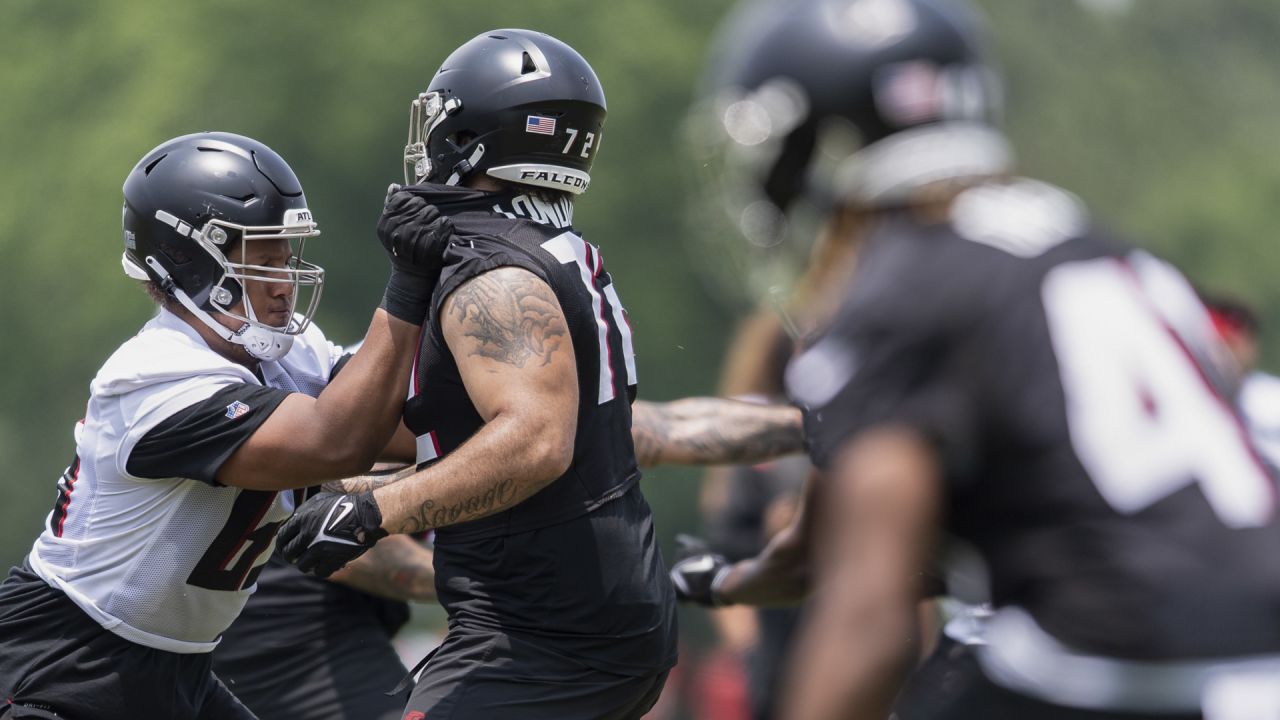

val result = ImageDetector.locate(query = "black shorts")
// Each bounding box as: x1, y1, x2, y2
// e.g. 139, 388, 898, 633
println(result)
405, 626, 670, 720
212, 613, 408, 720
892, 636, 1200, 720
0, 562, 255, 720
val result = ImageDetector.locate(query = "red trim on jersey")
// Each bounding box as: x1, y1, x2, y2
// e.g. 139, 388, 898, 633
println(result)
590, 241, 617, 399
1117, 258, 1278, 513
430, 431, 441, 457
53, 456, 81, 538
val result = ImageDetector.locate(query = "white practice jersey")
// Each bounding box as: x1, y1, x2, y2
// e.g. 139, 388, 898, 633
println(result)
1241, 370, 1280, 471
28, 309, 343, 653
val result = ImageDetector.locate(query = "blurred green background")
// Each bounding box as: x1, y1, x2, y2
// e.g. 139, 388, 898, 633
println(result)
4, 0, 1280, 711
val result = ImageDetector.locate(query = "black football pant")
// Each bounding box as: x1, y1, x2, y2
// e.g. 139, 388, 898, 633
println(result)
212, 614, 408, 720
404, 626, 670, 720
892, 635, 1202, 720
0, 562, 255, 720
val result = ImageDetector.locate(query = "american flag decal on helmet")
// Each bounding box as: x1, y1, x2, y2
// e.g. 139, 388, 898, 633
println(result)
526, 116, 556, 135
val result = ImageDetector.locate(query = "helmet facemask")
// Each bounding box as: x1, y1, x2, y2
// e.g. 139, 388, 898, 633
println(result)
127, 208, 324, 361
404, 90, 469, 185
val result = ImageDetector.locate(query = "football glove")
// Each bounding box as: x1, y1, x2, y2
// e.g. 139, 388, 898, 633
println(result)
669, 534, 734, 607
378, 185, 455, 324
277, 491, 388, 578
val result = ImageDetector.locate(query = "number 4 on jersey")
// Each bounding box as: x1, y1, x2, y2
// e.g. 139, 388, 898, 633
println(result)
1043, 253, 1274, 528
541, 232, 637, 404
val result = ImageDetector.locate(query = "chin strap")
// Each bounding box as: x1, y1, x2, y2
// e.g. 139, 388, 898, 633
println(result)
445, 143, 487, 186
143, 256, 294, 362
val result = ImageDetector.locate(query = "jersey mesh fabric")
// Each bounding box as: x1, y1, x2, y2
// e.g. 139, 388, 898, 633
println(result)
27, 309, 340, 653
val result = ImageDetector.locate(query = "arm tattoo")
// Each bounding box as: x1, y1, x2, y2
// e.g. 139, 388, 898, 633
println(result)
631, 398, 804, 467
631, 403, 671, 468
447, 268, 567, 368
322, 464, 417, 494
399, 477, 520, 534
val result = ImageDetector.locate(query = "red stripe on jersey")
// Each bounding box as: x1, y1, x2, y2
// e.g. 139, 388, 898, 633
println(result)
594, 247, 617, 398
53, 456, 81, 538
1117, 258, 1278, 513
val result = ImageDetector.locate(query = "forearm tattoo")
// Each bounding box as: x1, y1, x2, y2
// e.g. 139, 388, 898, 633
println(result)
447, 269, 567, 368
322, 464, 416, 494
398, 477, 519, 534
632, 399, 803, 467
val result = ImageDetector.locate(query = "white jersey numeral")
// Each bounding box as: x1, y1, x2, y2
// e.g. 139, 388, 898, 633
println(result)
561, 128, 579, 155
541, 232, 637, 404
1042, 254, 1273, 527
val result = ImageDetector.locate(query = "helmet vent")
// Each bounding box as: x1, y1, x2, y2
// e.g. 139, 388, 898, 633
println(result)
143, 154, 168, 175
489, 34, 507, 40
196, 146, 224, 152
521, 51, 538, 75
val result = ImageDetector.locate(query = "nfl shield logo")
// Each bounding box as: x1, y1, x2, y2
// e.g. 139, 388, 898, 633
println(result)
225, 401, 251, 419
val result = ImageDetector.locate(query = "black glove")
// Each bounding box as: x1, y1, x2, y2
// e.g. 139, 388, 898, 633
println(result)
277, 491, 389, 578
378, 185, 455, 324
669, 534, 733, 607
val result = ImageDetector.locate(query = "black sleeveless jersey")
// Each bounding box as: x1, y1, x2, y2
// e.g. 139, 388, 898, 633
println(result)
402, 184, 675, 677
789, 178, 1280, 661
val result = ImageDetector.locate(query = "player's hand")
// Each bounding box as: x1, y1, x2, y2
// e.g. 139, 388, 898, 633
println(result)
277, 491, 389, 578
377, 186, 455, 324
669, 534, 733, 607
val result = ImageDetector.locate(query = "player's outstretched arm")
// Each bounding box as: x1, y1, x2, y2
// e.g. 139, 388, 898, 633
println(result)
781, 427, 941, 720
276, 266, 579, 577
631, 398, 803, 468
217, 194, 450, 491
328, 534, 436, 602
672, 469, 819, 607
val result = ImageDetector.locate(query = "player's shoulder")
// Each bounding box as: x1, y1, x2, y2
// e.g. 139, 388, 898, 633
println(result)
92, 311, 254, 400
277, 319, 342, 381
845, 178, 1105, 330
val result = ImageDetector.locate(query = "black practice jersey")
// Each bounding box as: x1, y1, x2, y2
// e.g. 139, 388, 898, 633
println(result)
788, 178, 1280, 661
401, 184, 675, 677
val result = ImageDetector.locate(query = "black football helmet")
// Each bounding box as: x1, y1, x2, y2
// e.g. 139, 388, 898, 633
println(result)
404, 29, 606, 195
122, 132, 324, 361
685, 0, 1011, 305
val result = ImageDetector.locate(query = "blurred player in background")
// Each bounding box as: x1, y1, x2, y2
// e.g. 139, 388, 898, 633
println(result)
1204, 295, 1280, 469
684, 215, 867, 719
675, 0, 1280, 718
0, 132, 451, 719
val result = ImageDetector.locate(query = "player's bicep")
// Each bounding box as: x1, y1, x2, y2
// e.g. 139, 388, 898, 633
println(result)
216, 393, 365, 489
381, 421, 417, 464
440, 267, 578, 426
126, 383, 292, 485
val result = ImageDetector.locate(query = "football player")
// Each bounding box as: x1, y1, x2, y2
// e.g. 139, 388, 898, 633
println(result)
0, 131, 451, 719
266, 29, 808, 720
673, 0, 1280, 718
